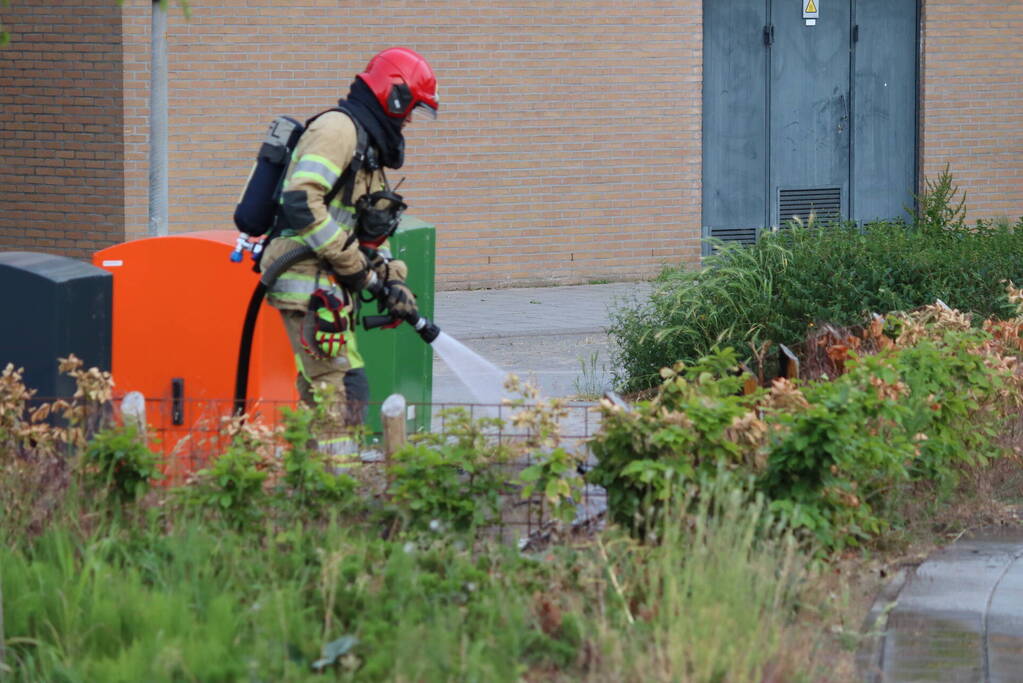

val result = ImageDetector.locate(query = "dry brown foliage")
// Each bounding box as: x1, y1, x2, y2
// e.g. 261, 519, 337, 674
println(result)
0, 356, 118, 541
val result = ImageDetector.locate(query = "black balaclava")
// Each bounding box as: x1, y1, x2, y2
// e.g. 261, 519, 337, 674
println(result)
335, 78, 406, 169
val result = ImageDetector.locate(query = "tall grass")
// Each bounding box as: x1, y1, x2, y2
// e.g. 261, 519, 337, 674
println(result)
0, 480, 837, 681
596, 480, 821, 682
1, 515, 545, 682
611, 215, 1023, 392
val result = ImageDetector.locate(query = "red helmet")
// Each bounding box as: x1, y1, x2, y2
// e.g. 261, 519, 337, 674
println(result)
358, 47, 439, 120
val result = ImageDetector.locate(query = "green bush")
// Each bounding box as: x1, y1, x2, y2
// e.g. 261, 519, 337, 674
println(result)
592, 311, 1016, 550
81, 425, 162, 502
277, 405, 357, 511
760, 350, 919, 546
386, 408, 509, 532
185, 406, 359, 528
588, 349, 762, 535
611, 169, 1023, 392
187, 436, 268, 527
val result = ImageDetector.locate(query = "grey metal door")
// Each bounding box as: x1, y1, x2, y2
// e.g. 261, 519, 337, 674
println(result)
702, 0, 918, 247
701, 0, 769, 246
770, 0, 851, 226
853, 0, 919, 223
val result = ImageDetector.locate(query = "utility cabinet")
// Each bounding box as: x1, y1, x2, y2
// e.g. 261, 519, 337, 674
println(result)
357, 216, 436, 437
92, 219, 435, 473
702, 0, 919, 248
94, 231, 297, 475
0, 252, 111, 400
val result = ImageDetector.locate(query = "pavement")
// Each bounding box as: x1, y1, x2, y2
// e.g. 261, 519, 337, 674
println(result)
860, 527, 1023, 682
430, 281, 651, 405
432, 282, 1023, 682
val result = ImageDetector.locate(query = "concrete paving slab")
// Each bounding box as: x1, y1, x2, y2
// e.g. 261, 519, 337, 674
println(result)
872, 529, 1023, 682
433, 281, 652, 340
431, 282, 651, 405
985, 553, 1023, 681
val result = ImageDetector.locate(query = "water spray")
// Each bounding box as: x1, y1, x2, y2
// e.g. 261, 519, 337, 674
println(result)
234, 248, 512, 417
363, 281, 513, 404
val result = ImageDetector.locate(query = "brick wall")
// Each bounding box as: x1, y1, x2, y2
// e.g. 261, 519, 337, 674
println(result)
0, 0, 124, 259
5, 2, 1023, 286
919, 1, 1023, 222
118, 0, 702, 288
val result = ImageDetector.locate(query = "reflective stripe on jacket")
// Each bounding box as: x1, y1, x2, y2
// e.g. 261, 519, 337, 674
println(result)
262, 110, 385, 308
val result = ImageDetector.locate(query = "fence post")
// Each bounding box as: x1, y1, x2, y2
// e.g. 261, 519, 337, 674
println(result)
121, 391, 147, 441
738, 362, 759, 395
381, 394, 407, 465
779, 344, 800, 381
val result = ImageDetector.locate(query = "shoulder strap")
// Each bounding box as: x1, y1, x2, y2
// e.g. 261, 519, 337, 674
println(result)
317, 108, 369, 208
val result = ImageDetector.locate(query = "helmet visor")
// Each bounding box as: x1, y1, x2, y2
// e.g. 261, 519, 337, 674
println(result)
413, 101, 438, 120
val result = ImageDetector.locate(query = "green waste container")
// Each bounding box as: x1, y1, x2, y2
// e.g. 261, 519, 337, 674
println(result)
355, 214, 435, 438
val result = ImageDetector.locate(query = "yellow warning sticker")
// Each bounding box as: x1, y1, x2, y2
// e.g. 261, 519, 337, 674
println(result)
805, 0, 817, 13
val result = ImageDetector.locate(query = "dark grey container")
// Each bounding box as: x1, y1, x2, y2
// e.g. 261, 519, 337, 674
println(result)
0, 252, 112, 400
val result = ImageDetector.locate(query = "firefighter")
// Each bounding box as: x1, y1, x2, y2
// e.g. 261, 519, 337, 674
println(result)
259, 47, 438, 456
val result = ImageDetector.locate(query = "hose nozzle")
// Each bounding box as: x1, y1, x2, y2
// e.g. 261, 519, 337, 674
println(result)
412, 316, 440, 344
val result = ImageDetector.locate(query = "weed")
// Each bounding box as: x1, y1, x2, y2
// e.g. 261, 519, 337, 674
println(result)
278, 405, 357, 512
387, 407, 509, 532
186, 434, 268, 527
572, 349, 609, 399
914, 162, 967, 232
81, 425, 161, 503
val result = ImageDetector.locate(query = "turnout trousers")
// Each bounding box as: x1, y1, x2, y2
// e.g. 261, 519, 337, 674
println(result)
278, 310, 369, 457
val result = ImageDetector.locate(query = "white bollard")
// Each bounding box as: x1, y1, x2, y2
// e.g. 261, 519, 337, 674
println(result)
121, 391, 147, 439
381, 393, 407, 460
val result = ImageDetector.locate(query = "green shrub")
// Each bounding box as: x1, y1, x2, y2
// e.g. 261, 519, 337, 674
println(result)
277, 405, 357, 511
761, 351, 918, 546
185, 406, 357, 528
518, 446, 584, 524
187, 436, 268, 527
588, 349, 762, 535
915, 162, 967, 232
763, 321, 1010, 548
387, 407, 509, 532
593, 308, 1016, 550
879, 325, 1005, 486
612, 169, 1023, 392
81, 425, 161, 502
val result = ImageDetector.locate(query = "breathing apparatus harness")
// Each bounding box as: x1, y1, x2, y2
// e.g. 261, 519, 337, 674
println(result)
233, 111, 430, 415
234, 239, 439, 416
296, 155, 408, 358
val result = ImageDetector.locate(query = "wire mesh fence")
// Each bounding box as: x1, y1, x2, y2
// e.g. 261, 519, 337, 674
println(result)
96, 393, 609, 541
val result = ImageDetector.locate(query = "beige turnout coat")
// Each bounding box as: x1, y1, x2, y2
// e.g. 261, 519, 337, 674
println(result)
259, 110, 390, 313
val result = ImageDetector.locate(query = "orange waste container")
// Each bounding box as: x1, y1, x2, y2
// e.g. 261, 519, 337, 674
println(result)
93, 231, 298, 478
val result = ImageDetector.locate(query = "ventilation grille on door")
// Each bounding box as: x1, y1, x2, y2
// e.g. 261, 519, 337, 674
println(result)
707, 226, 758, 246
778, 187, 841, 226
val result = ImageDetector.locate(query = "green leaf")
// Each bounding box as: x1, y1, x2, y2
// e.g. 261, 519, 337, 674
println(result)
518, 465, 542, 483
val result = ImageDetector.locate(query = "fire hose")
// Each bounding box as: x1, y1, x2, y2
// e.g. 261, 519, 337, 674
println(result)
233, 243, 440, 416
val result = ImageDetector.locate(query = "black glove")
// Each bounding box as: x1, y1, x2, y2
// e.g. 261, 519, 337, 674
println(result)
384, 281, 418, 321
